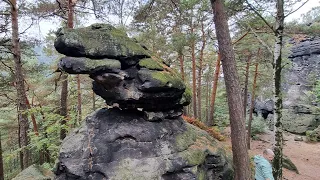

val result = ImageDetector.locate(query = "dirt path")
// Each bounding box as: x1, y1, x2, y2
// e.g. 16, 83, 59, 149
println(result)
222, 129, 320, 180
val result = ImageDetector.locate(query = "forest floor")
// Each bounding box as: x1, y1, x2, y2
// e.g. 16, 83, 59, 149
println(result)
222, 128, 320, 180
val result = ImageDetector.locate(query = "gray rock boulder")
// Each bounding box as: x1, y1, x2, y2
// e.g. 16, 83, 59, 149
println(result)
55, 24, 190, 113
282, 107, 320, 134
13, 164, 54, 180
54, 108, 234, 180
54, 23, 150, 63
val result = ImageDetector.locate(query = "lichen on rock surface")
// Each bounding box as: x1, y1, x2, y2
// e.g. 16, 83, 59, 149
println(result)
54, 23, 150, 60
54, 108, 234, 180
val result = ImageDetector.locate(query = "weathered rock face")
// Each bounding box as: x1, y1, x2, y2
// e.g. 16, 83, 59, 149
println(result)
282, 106, 320, 134
280, 37, 320, 134
13, 164, 54, 180
55, 23, 190, 113
55, 109, 233, 180
54, 24, 233, 180
284, 37, 320, 107
54, 24, 149, 61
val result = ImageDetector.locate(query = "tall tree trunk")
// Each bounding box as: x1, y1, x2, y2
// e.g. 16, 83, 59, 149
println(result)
179, 55, 185, 82
25, 97, 39, 136
197, 22, 206, 122
205, 72, 210, 124
191, 26, 197, 118
0, 133, 4, 180
247, 63, 259, 149
210, 0, 250, 179
273, 0, 284, 179
60, 0, 74, 140
243, 54, 251, 120
11, 0, 30, 169
60, 72, 68, 140
77, 74, 81, 125
179, 54, 188, 115
209, 53, 221, 126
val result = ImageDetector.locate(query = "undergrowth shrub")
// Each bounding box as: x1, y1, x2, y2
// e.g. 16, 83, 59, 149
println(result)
248, 117, 267, 137
306, 130, 318, 142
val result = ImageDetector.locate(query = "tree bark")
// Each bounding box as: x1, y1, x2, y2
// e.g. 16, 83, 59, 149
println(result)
247, 63, 258, 149
210, 0, 250, 179
243, 54, 251, 120
191, 25, 197, 119
209, 53, 221, 126
60, 72, 68, 140
205, 72, 210, 124
11, 0, 30, 169
0, 133, 4, 180
273, 0, 284, 179
197, 22, 206, 121
60, 0, 74, 140
25, 97, 39, 136
178, 55, 185, 82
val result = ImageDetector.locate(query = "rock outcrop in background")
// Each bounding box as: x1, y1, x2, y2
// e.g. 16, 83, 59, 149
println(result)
282, 37, 320, 134
53, 24, 233, 180
251, 37, 320, 134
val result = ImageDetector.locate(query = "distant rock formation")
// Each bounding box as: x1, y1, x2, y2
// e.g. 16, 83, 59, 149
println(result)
53, 24, 233, 180
279, 37, 320, 134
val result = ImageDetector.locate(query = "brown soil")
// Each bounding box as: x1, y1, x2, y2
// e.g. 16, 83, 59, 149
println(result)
222, 129, 320, 180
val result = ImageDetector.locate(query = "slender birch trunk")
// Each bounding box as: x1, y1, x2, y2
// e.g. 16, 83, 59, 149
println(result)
273, 0, 284, 179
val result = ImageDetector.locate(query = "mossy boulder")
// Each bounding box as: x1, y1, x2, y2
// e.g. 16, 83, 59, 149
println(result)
54, 23, 150, 62
282, 108, 320, 134
55, 108, 233, 180
13, 164, 54, 180
138, 58, 164, 70
137, 69, 185, 92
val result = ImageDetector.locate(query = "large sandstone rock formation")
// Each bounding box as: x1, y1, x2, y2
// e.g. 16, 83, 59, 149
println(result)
53, 24, 233, 180
282, 37, 320, 134
252, 37, 320, 134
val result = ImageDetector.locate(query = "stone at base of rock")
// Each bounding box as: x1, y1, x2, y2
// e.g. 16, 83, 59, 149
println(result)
294, 136, 303, 141
13, 164, 54, 180
54, 108, 233, 180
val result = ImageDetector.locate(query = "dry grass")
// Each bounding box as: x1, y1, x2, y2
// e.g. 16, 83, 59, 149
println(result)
182, 115, 225, 141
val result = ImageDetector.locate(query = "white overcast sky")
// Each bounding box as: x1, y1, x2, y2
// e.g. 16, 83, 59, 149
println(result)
24, 0, 319, 40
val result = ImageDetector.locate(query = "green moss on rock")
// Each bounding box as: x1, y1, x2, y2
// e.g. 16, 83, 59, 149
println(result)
151, 71, 185, 90
282, 109, 320, 134
55, 23, 150, 58
139, 58, 163, 70
180, 86, 192, 106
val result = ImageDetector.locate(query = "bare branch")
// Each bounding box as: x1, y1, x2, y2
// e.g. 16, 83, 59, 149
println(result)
19, 19, 34, 35
245, 0, 276, 33
247, 24, 274, 55
0, 60, 15, 74
2, 0, 13, 6
285, 0, 309, 18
